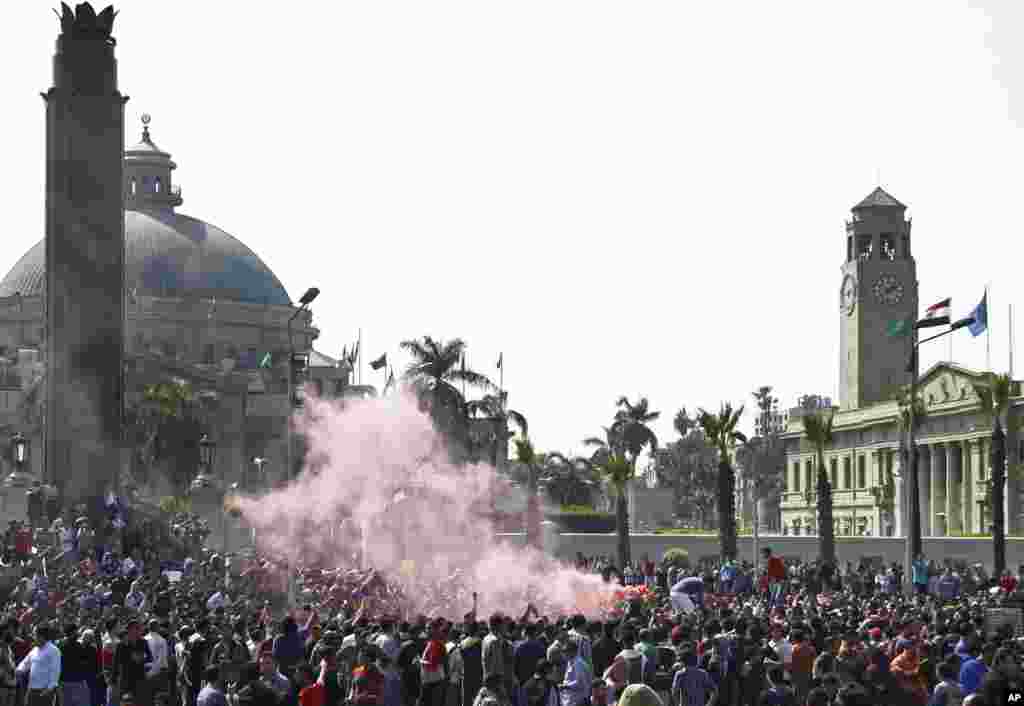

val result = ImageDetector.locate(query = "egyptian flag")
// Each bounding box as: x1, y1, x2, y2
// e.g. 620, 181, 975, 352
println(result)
916, 298, 951, 328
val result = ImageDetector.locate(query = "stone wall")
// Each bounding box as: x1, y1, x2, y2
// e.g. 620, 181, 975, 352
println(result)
496, 532, 1024, 571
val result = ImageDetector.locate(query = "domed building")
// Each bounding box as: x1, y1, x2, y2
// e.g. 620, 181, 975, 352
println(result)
0, 117, 345, 513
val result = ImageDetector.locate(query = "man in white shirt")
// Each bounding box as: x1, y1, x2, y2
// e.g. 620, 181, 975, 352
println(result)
145, 620, 170, 697
768, 625, 793, 673
16, 625, 61, 706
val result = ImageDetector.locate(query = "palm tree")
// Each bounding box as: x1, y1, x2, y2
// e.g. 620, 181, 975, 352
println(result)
543, 452, 600, 507
973, 372, 1013, 576
400, 336, 496, 450
582, 426, 623, 467
466, 391, 527, 467
802, 410, 836, 566
597, 452, 634, 569
613, 396, 660, 470
513, 436, 542, 548
697, 403, 747, 560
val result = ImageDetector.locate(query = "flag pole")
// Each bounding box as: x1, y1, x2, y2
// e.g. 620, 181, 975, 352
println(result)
986, 284, 992, 371
358, 328, 362, 385
1011, 303, 1015, 379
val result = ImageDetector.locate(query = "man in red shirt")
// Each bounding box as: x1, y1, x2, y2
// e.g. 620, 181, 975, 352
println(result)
295, 663, 324, 706
762, 547, 786, 609
351, 647, 386, 706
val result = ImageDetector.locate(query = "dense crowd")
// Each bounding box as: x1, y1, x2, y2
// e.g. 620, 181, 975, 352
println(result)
1, 511, 1024, 706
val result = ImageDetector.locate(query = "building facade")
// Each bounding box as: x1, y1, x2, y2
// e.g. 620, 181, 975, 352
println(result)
0, 118, 334, 509
779, 188, 1024, 538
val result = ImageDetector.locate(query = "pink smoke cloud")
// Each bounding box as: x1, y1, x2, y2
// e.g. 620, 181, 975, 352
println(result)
234, 389, 612, 618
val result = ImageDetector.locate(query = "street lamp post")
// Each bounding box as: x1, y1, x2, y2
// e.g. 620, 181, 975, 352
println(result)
287, 287, 320, 482
904, 316, 975, 593
5, 432, 32, 488
191, 434, 218, 491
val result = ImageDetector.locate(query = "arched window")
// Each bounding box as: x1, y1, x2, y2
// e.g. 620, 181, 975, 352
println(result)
155, 177, 162, 193
130, 178, 137, 195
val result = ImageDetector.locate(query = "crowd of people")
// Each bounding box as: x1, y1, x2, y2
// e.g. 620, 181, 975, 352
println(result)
0, 509, 1023, 706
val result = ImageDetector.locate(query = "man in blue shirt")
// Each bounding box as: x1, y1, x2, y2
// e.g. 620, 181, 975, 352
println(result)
911, 553, 930, 595
958, 639, 989, 697
936, 568, 960, 602
719, 561, 737, 593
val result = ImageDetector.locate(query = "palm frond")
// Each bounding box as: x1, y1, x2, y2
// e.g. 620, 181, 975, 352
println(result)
507, 409, 528, 437
399, 338, 433, 364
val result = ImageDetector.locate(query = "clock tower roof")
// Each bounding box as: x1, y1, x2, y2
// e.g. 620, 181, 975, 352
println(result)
852, 186, 905, 211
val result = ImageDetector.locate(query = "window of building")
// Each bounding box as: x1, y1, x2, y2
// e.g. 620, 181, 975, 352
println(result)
880, 233, 895, 261
315, 379, 324, 397
155, 177, 162, 193
793, 462, 800, 493
202, 343, 215, 364
130, 178, 136, 196
830, 458, 837, 487
843, 457, 851, 489
805, 460, 813, 493
163, 341, 176, 358
847, 236, 853, 262
902, 234, 910, 257
858, 455, 866, 488
857, 234, 872, 259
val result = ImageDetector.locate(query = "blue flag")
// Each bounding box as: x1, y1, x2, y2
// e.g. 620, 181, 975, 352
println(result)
969, 292, 988, 337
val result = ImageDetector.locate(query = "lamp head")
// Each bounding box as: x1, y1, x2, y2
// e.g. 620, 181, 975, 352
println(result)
299, 287, 320, 306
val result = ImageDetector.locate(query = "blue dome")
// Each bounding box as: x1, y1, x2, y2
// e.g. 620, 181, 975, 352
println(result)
0, 208, 292, 306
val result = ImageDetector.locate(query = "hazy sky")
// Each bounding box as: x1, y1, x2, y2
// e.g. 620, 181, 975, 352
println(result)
3, 2, 1023, 458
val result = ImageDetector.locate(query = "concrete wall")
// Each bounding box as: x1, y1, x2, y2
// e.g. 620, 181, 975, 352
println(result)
497, 532, 1024, 571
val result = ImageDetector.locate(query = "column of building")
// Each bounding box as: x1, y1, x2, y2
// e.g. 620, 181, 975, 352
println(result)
919, 445, 931, 536
975, 438, 987, 533
961, 440, 973, 536
893, 446, 904, 537
945, 442, 961, 535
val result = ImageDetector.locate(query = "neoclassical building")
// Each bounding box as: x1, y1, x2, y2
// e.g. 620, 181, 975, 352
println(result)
0, 118, 348, 505
779, 188, 1024, 538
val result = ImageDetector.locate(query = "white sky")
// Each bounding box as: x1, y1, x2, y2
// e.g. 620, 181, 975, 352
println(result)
3, 1, 1023, 458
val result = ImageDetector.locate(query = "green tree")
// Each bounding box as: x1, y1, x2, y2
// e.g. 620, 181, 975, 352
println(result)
597, 452, 634, 569
652, 407, 717, 528
542, 452, 600, 507
697, 403, 747, 560
802, 410, 836, 566
400, 336, 496, 452
973, 372, 1013, 575
126, 380, 204, 495
513, 436, 542, 548
466, 391, 527, 467
613, 396, 660, 471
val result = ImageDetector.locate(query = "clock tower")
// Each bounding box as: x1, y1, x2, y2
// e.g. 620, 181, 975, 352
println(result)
838, 187, 918, 410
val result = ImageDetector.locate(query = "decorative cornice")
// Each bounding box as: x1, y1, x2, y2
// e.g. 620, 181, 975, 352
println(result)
56, 3, 117, 43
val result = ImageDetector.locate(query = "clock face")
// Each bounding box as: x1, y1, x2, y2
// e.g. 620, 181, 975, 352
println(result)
872, 275, 905, 305
840, 274, 857, 315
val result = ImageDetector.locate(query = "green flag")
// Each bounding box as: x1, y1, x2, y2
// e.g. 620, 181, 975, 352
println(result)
886, 317, 911, 338
258, 352, 272, 368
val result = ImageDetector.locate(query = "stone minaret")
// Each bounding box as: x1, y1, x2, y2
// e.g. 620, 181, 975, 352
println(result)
42, 3, 127, 503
